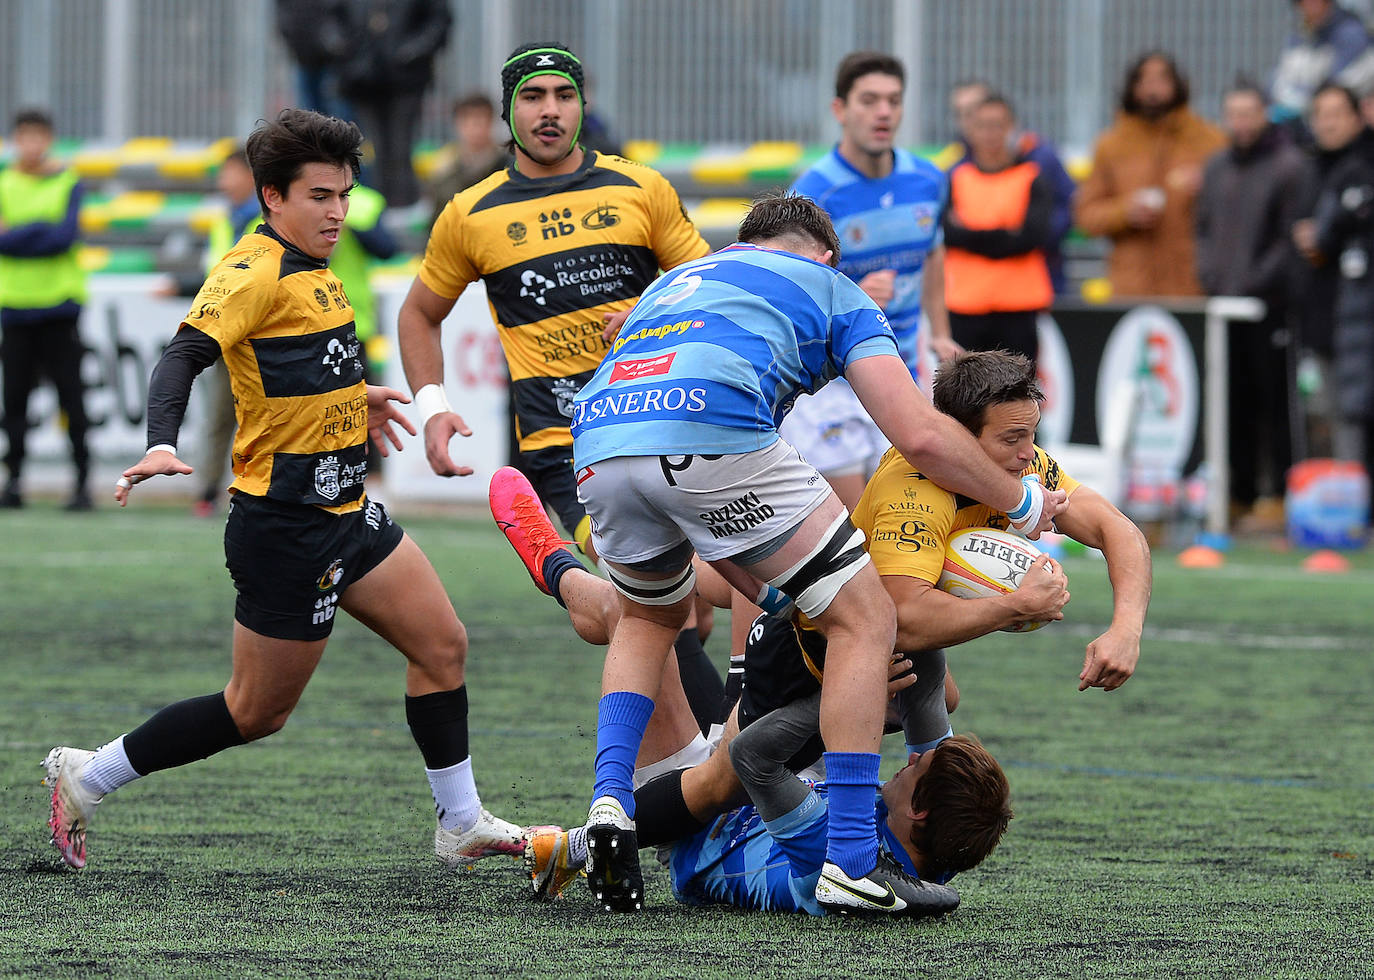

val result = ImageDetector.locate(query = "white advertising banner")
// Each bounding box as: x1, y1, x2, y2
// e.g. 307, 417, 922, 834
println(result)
13, 277, 198, 487
375, 280, 509, 503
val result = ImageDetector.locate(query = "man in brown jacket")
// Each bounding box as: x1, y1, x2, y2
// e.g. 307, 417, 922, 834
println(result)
1076, 51, 1226, 298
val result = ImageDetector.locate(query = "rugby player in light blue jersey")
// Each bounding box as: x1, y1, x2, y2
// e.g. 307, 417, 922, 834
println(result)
567, 192, 1063, 916
782, 51, 964, 508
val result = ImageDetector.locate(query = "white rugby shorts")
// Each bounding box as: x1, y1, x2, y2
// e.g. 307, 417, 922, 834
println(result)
778, 380, 889, 479
577, 438, 831, 568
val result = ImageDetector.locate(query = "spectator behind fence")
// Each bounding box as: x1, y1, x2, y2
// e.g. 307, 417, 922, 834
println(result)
1271, 0, 1374, 133
1077, 52, 1226, 298
336, 0, 453, 208
427, 94, 509, 229
942, 79, 1076, 294
1304, 83, 1374, 477
942, 93, 1053, 366
275, 0, 351, 121
0, 108, 90, 511
578, 78, 624, 159
1195, 83, 1309, 526
1293, 84, 1371, 457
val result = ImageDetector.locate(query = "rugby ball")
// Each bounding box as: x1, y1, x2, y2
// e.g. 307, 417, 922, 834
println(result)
937, 527, 1052, 633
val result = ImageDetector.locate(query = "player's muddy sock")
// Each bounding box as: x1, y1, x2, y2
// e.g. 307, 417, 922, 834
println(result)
123, 692, 247, 775
592, 691, 655, 818
425, 757, 481, 831
673, 628, 724, 737
822, 751, 881, 879
632, 768, 707, 847
567, 824, 589, 866
542, 548, 583, 609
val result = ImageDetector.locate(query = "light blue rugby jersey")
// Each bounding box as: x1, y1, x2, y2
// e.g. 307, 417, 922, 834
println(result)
792, 147, 947, 381
570, 242, 899, 468
667, 784, 948, 916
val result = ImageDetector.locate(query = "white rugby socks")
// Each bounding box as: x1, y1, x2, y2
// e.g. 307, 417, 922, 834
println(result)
81, 735, 142, 796
426, 757, 481, 831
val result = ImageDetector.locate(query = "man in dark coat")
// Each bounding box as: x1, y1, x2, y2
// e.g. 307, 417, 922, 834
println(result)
1294, 83, 1374, 467
336, 0, 453, 208
1195, 82, 1311, 521
1309, 83, 1374, 478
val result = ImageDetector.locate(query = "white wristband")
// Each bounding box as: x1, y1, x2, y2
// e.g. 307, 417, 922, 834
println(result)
414, 383, 454, 424
146, 443, 177, 456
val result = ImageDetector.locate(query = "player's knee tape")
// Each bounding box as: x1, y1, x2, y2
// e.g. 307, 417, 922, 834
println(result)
607, 562, 697, 606
632, 731, 711, 789
771, 512, 869, 618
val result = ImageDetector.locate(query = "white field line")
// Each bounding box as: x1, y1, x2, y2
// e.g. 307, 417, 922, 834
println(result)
1060, 621, 1360, 651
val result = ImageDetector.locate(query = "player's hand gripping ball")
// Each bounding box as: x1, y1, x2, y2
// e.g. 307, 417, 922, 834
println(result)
937, 527, 1054, 633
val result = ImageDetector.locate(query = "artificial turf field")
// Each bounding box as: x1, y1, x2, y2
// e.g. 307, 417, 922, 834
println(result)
1, 501, 1371, 979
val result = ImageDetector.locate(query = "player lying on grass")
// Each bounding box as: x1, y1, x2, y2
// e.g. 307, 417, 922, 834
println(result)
522, 681, 1010, 916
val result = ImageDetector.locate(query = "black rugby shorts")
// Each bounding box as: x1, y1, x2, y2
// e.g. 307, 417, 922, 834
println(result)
224, 492, 404, 641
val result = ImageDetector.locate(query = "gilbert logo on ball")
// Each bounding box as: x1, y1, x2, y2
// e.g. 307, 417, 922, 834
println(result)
937, 527, 1052, 633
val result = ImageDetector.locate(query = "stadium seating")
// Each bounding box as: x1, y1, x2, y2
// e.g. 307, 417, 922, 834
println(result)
1, 137, 1104, 287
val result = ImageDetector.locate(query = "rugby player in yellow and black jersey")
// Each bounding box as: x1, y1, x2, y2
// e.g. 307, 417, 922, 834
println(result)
399, 42, 710, 558
737, 351, 1151, 772
41, 110, 526, 873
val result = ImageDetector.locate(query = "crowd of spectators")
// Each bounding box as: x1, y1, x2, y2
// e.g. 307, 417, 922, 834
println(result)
6, 1, 1374, 525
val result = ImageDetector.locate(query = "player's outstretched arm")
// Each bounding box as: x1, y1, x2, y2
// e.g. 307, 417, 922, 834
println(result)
396, 277, 474, 477
116, 324, 220, 506
883, 559, 1069, 651
1054, 486, 1152, 691
114, 449, 194, 507
847, 354, 1066, 536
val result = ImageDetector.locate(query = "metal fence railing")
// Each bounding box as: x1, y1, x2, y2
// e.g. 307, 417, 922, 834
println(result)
0, 0, 1311, 154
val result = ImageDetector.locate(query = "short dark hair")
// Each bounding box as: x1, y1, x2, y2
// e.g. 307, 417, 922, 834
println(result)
951, 78, 992, 99
12, 107, 54, 132
835, 51, 905, 101
244, 109, 362, 216
1224, 76, 1269, 108
737, 191, 841, 266
1312, 82, 1361, 116
977, 91, 1016, 119
1120, 50, 1190, 115
909, 734, 1013, 879
221, 146, 249, 170
453, 92, 495, 117
932, 350, 1044, 434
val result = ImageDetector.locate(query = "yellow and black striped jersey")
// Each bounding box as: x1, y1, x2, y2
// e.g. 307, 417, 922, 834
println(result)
420, 150, 709, 452
182, 226, 368, 514
852, 444, 1081, 584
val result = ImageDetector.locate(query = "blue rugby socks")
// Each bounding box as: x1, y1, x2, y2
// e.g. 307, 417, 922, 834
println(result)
592, 691, 655, 818
822, 750, 882, 879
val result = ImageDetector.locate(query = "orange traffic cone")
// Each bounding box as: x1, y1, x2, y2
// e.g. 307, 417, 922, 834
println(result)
1302, 549, 1351, 573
